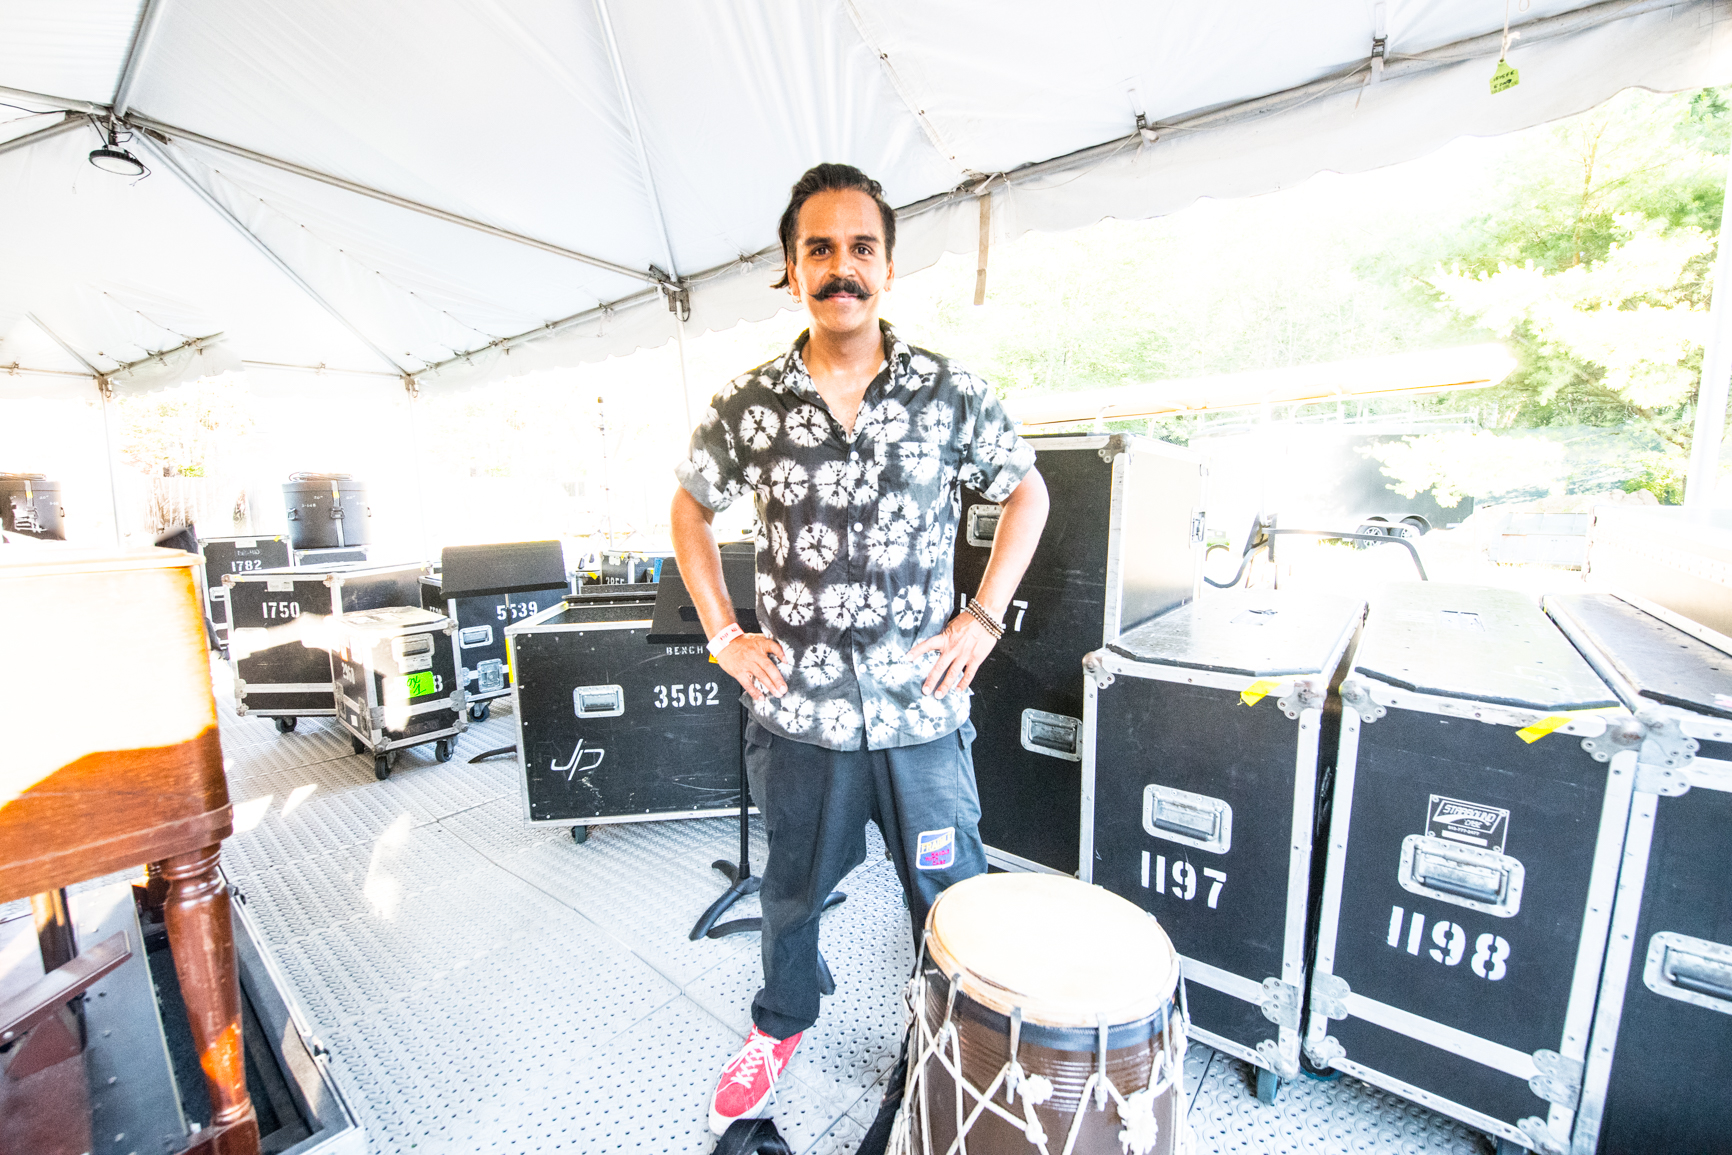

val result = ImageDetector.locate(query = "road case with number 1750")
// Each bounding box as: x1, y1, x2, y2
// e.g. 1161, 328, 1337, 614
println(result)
1305, 584, 1635, 1155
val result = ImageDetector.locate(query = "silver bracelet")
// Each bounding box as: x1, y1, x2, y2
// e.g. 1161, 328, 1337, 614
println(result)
965, 597, 1005, 639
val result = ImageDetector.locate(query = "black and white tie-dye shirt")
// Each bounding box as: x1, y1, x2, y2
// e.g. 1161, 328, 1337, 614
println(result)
675, 321, 1036, 752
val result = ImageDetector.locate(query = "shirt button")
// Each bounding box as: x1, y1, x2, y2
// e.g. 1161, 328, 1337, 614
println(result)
850, 451, 859, 461
853, 522, 864, 532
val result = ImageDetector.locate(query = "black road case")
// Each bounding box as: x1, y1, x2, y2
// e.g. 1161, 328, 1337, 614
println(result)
1, 473, 64, 539
573, 549, 670, 589
283, 473, 371, 550
1543, 593, 1732, 1155
200, 534, 292, 651
1305, 584, 1635, 1155
224, 561, 424, 727
332, 605, 467, 779
951, 433, 1206, 874
507, 593, 746, 830
292, 545, 368, 567
421, 540, 568, 722
1081, 590, 1364, 1090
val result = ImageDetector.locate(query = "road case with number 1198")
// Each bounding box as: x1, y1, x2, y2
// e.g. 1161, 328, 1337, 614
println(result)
1305, 584, 1635, 1155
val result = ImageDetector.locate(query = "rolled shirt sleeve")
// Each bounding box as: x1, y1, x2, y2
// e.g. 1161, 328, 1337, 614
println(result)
675, 398, 749, 512
957, 372, 1037, 503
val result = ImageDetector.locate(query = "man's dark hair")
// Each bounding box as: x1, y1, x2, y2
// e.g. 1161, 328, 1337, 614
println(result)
773, 163, 896, 289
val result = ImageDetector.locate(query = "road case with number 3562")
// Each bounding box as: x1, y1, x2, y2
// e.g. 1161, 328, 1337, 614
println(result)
1305, 584, 1635, 1155
1081, 590, 1364, 1099
507, 593, 745, 832
331, 605, 467, 780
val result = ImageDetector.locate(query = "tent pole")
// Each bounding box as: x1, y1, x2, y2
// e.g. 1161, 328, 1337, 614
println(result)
593, 0, 680, 282
675, 312, 693, 433
111, 0, 169, 120
0, 113, 84, 159
1686, 157, 1732, 507
99, 380, 124, 546
405, 379, 431, 560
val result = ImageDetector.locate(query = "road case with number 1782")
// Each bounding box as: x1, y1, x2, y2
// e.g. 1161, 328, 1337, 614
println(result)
1081, 590, 1363, 1096
1305, 584, 1635, 1155
507, 594, 745, 830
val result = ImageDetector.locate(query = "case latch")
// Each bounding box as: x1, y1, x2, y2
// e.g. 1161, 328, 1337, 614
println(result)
459, 624, 494, 649
1645, 932, 1732, 1013
1020, 709, 1081, 761
1400, 835, 1524, 917
1142, 785, 1232, 854
573, 684, 625, 718
965, 504, 1002, 547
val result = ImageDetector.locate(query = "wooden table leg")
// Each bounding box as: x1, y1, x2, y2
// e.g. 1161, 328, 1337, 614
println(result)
161, 846, 259, 1155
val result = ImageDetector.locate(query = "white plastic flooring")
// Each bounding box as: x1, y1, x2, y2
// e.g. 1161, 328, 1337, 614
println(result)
199, 667, 1490, 1152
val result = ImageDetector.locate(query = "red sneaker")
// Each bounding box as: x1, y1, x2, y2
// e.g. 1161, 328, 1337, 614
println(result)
708, 1025, 802, 1134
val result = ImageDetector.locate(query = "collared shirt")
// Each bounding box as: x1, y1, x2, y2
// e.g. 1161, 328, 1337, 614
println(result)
675, 321, 1036, 751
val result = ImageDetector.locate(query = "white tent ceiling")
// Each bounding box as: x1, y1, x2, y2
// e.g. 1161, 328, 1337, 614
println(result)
3, 0, 1731, 400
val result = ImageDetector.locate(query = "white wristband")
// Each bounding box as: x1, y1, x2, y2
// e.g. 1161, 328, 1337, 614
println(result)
707, 623, 745, 657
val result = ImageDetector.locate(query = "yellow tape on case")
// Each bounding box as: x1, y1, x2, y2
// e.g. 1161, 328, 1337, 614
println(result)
1239, 679, 1282, 707
1516, 706, 1622, 744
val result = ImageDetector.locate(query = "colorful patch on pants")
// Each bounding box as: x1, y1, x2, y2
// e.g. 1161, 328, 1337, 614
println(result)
916, 827, 955, 871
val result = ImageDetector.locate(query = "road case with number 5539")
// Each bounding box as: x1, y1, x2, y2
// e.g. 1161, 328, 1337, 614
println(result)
1305, 584, 1635, 1155
507, 593, 746, 833
1081, 590, 1364, 1099
331, 605, 467, 780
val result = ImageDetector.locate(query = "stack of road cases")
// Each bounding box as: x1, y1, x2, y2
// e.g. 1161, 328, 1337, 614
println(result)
1081, 590, 1363, 1099
332, 605, 466, 779
0, 473, 64, 539
224, 561, 424, 730
1305, 584, 1636, 1155
508, 590, 745, 836
951, 433, 1206, 874
571, 549, 670, 589
1542, 593, 1732, 1155
421, 540, 568, 722
199, 534, 292, 653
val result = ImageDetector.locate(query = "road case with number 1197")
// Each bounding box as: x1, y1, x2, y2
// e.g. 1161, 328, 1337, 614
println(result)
1081, 589, 1363, 1098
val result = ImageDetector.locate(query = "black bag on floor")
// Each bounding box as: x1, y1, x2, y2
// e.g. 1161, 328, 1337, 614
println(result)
714, 1117, 791, 1155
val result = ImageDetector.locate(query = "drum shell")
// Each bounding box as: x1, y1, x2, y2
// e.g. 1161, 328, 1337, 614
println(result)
910, 967, 1179, 1155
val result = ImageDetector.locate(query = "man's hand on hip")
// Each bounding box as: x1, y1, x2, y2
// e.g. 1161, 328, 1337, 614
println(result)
910, 613, 998, 699
718, 634, 788, 701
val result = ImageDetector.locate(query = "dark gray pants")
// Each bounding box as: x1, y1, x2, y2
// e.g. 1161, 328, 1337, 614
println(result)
744, 717, 986, 1040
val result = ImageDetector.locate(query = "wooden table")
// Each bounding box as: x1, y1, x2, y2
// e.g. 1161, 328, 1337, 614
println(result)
0, 547, 258, 1155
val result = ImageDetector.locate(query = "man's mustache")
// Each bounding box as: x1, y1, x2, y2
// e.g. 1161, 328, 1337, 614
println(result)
814, 277, 871, 300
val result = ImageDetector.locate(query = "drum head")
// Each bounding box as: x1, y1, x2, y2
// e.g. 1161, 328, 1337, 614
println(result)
925, 874, 1178, 1028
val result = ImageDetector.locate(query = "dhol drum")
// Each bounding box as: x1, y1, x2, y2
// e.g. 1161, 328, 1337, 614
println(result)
892, 873, 1188, 1155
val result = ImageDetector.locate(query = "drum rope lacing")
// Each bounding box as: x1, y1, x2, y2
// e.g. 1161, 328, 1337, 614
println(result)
889, 937, 1193, 1155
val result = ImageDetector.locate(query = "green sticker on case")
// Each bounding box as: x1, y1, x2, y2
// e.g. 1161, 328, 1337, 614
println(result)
404, 671, 436, 698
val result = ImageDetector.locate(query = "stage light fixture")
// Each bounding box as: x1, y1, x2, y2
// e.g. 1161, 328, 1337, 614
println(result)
88, 124, 145, 177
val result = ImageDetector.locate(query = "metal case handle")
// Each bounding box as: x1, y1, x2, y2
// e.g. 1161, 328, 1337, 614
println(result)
1020, 709, 1081, 761
966, 504, 1002, 547
1141, 784, 1232, 854
573, 684, 625, 718
1399, 835, 1524, 918
458, 624, 494, 648
1645, 932, 1732, 1014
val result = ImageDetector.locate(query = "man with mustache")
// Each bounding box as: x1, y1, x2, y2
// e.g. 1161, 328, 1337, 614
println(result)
671, 162, 1050, 1134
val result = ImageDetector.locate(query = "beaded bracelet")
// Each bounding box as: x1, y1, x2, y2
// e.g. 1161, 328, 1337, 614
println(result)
964, 597, 1005, 639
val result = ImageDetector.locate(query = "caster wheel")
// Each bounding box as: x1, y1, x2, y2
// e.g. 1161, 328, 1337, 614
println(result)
435, 738, 453, 763
469, 701, 491, 722
274, 717, 298, 734
1254, 1067, 1280, 1105
571, 825, 589, 845
374, 755, 392, 781
351, 736, 365, 755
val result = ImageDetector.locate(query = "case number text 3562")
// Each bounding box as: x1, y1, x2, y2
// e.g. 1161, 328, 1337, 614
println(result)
653, 682, 720, 709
